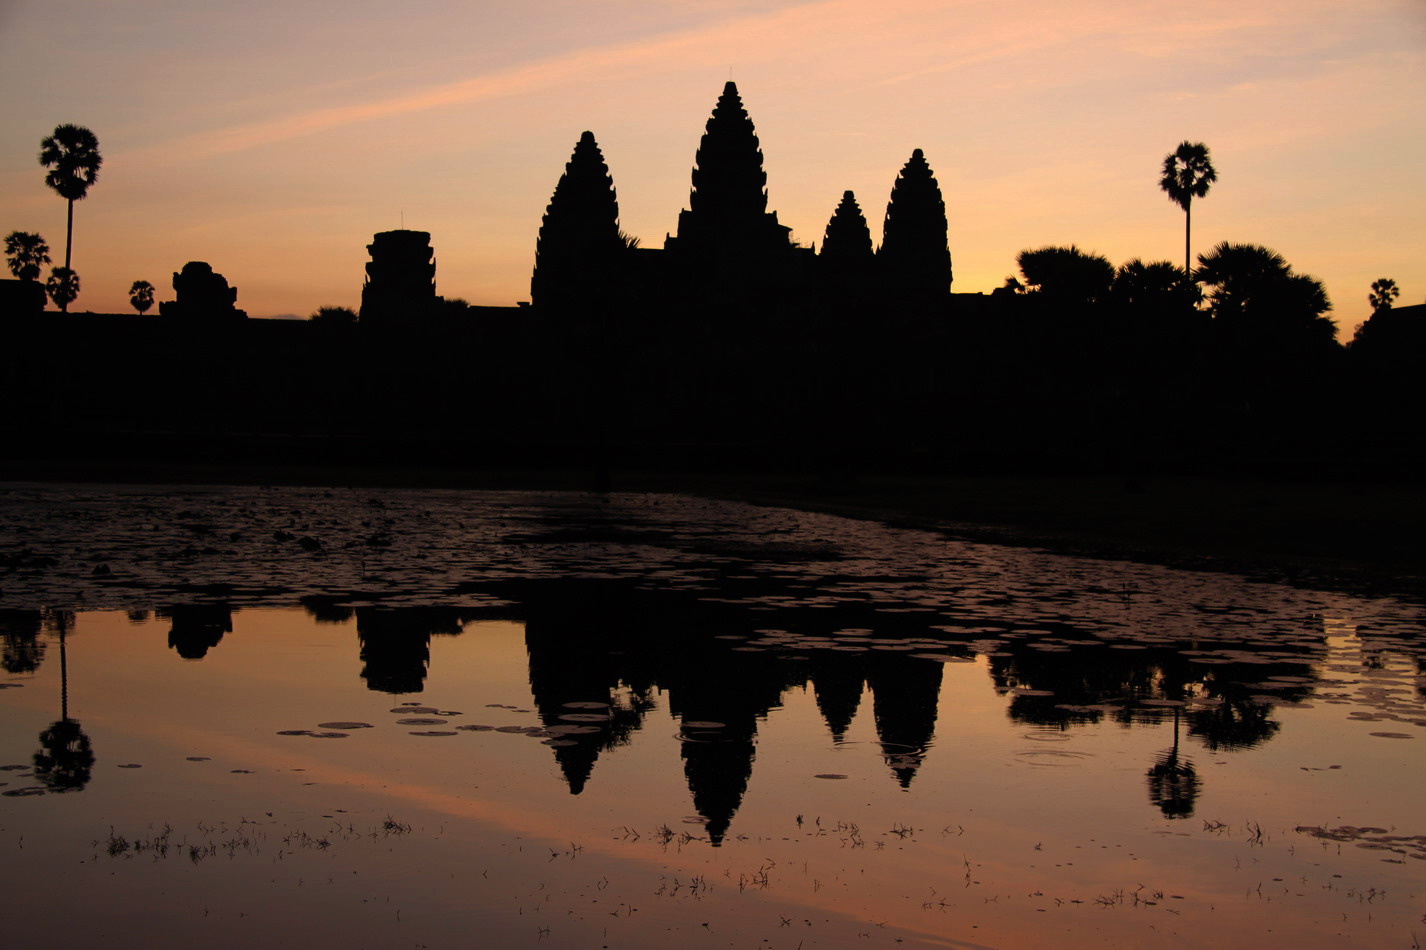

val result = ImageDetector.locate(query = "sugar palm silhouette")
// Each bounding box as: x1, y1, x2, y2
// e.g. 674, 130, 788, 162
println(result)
1159, 141, 1216, 275
4, 231, 50, 280
38, 124, 102, 281
129, 279, 155, 315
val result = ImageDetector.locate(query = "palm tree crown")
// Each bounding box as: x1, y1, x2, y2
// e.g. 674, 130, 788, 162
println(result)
4, 231, 51, 280
129, 280, 156, 315
39, 125, 102, 202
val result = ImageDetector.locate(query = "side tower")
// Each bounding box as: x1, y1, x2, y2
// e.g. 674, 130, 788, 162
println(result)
360, 230, 437, 326
879, 149, 951, 300
531, 131, 626, 311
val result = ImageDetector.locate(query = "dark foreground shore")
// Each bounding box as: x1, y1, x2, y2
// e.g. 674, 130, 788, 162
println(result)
6, 452, 1422, 593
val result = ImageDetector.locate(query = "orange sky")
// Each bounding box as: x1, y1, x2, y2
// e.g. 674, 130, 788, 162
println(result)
1, 0, 1422, 332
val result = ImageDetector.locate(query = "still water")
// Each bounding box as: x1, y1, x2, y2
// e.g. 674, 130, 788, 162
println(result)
0, 485, 1423, 948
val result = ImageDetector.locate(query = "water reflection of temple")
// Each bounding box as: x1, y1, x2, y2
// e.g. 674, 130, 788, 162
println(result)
516, 581, 943, 843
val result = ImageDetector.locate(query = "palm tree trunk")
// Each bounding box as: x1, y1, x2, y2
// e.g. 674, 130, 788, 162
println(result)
1184, 199, 1191, 276
64, 198, 74, 272
59, 625, 69, 722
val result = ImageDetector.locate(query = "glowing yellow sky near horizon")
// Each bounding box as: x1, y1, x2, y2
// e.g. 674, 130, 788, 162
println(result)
0, 0, 1422, 330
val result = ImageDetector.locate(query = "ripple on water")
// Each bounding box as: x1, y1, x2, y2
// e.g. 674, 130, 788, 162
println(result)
1015, 749, 1094, 766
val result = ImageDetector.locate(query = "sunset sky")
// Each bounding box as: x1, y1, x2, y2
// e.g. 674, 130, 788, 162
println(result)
2, 0, 1422, 332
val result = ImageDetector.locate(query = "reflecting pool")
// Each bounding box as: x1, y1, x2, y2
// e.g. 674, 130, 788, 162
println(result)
1, 485, 1423, 948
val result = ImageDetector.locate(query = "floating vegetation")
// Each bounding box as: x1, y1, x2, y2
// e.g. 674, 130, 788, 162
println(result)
116, 763, 143, 769
408, 731, 457, 737
2, 786, 45, 797
561, 701, 610, 710
559, 713, 610, 723
390, 707, 438, 715
316, 722, 373, 730
455, 724, 494, 731
395, 718, 447, 725
277, 730, 314, 736
682, 721, 726, 729
185, 756, 211, 761
813, 773, 848, 779
308, 732, 349, 739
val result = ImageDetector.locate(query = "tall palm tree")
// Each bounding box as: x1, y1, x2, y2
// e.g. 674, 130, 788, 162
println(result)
129, 279, 155, 315
4, 231, 51, 280
1159, 142, 1216, 275
38, 124, 102, 275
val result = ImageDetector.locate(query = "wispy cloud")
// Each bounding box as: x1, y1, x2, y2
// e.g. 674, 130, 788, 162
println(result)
121, 0, 859, 161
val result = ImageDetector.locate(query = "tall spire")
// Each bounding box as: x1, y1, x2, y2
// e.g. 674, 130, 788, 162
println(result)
689, 82, 768, 222
531, 130, 624, 309
879, 148, 952, 298
673, 82, 791, 256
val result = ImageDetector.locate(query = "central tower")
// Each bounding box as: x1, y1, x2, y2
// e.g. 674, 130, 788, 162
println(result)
668, 81, 793, 259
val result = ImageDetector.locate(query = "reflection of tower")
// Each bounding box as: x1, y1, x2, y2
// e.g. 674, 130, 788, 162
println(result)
666, 651, 798, 846
161, 604, 233, 659
34, 613, 93, 792
524, 598, 655, 796
864, 655, 942, 788
1146, 708, 1199, 819
355, 607, 470, 695
807, 661, 865, 742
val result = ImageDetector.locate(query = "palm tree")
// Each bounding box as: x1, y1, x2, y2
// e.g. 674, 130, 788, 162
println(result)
4, 231, 51, 280
1368, 278, 1399, 313
38, 124, 102, 275
129, 279, 155, 315
46, 267, 80, 313
1159, 142, 1216, 274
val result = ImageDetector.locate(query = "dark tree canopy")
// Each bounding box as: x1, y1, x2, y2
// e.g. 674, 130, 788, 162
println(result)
1112, 259, 1197, 310
1016, 245, 1114, 305
879, 149, 951, 297
1196, 242, 1332, 326
531, 130, 625, 308
820, 191, 873, 259
311, 305, 357, 325
4, 231, 50, 280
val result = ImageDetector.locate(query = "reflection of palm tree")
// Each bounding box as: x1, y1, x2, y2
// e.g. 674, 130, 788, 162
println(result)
1159, 141, 1216, 275
33, 613, 94, 792
1146, 709, 1199, 819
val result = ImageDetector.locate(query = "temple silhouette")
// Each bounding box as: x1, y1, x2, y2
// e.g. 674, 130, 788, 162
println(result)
1, 82, 1419, 479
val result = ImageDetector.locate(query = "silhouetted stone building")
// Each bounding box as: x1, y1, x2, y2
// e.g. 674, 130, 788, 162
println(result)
361, 230, 438, 325
159, 261, 246, 320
